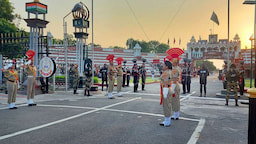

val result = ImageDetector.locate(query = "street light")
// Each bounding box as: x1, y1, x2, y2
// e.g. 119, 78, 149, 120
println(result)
63, 11, 72, 91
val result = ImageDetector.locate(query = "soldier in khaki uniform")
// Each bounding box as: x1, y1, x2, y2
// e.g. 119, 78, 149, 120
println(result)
71, 64, 79, 94
170, 58, 181, 120
115, 57, 123, 97
24, 50, 37, 106
225, 63, 240, 106
159, 60, 173, 127
2, 63, 18, 109
107, 54, 116, 99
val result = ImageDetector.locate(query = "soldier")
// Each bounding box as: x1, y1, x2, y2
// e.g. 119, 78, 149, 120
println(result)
132, 60, 140, 92
84, 58, 92, 96
69, 64, 74, 88
71, 64, 79, 94
170, 57, 181, 120
107, 54, 116, 99
225, 63, 240, 106
140, 60, 147, 91
116, 57, 123, 97
197, 63, 209, 97
23, 50, 37, 106
2, 63, 18, 109
239, 65, 245, 97
181, 63, 187, 94
126, 67, 131, 87
186, 62, 192, 93
122, 61, 127, 87
100, 63, 108, 91
159, 60, 173, 127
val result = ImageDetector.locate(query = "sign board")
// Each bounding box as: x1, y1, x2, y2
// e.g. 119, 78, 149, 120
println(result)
39, 57, 56, 77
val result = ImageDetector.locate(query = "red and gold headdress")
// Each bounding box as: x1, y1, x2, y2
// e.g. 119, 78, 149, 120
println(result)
115, 57, 123, 65
166, 48, 184, 63
26, 50, 36, 60
106, 54, 115, 62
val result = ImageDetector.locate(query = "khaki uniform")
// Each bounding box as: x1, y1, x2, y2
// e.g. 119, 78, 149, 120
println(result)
160, 69, 173, 117
108, 64, 116, 93
84, 70, 92, 91
71, 66, 79, 91
4, 70, 18, 104
25, 65, 36, 100
226, 69, 240, 101
116, 66, 123, 93
171, 66, 181, 112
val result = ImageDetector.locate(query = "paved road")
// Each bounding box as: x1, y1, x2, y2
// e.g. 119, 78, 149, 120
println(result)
0, 75, 249, 144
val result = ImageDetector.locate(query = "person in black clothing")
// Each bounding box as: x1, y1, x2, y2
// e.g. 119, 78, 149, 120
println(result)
132, 63, 140, 92
186, 63, 192, 93
181, 64, 187, 94
126, 67, 131, 87
197, 63, 209, 97
239, 65, 245, 97
100, 64, 108, 91
122, 61, 127, 87
140, 63, 147, 91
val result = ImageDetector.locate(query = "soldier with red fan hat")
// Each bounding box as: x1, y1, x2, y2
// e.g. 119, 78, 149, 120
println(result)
107, 54, 116, 99
116, 57, 123, 97
166, 48, 183, 120
23, 50, 37, 106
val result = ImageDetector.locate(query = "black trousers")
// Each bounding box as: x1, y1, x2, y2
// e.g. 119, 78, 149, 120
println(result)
200, 84, 206, 94
122, 74, 126, 87
127, 75, 130, 86
102, 79, 108, 91
239, 79, 245, 96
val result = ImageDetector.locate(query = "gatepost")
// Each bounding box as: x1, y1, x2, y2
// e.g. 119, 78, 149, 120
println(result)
247, 88, 256, 144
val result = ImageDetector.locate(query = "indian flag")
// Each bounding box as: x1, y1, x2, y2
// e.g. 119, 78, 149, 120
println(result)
26, 3, 47, 14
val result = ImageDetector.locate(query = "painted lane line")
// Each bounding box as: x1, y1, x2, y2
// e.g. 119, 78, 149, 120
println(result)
0, 97, 140, 141
180, 91, 196, 102
187, 118, 206, 144
37, 104, 200, 122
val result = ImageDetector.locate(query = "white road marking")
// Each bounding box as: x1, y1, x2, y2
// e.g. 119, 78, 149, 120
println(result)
187, 118, 206, 144
180, 91, 196, 101
0, 97, 140, 141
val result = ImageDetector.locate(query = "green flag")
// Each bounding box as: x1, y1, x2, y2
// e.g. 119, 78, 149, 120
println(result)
211, 11, 219, 25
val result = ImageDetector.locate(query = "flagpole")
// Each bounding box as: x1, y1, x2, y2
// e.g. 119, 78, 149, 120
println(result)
213, 22, 214, 34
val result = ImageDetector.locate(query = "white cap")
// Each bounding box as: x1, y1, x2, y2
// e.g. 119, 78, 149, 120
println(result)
4, 63, 13, 70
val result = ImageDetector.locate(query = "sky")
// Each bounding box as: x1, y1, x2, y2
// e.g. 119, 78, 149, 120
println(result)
8, 0, 256, 68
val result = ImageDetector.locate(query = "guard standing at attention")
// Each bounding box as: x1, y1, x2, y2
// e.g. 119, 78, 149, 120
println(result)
159, 60, 173, 127
122, 61, 127, 87
107, 54, 116, 99
181, 63, 187, 94
84, 58, 92, 96
126, 67, 131, 87
2, 63, 18, 109
100, 63, 108, 91
71, 64, 79, 94
225, 63, 240, 106
132, 59, 140, 92
140, 59, 147, 91
116, 57, 124, 97
186, 61, 192, 93
197, 63, 209, 97
23, 50, 37, 106
239, 64, 245, 97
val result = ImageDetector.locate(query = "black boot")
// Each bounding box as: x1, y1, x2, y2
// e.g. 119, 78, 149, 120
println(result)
142, 85, 145, 91
235, 99, 239, 106
84, 90, 87, 96
102, 85, 104, 91
74, 90, 78, 94
87, 90, 91, 96
225, 100, 228, 106
134, 86, 136, 92
199, 93, 202, 97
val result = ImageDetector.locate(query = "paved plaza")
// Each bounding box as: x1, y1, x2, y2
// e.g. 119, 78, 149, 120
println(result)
0, 75, 249, 144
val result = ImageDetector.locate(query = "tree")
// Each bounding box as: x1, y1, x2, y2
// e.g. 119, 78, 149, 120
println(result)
0, 0, 15, 22
196, 60, 217, 72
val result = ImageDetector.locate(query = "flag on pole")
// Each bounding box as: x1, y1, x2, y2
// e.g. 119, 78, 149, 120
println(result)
168, 38, 169, 45
211, 11, 219, 25
179, 38, 181, 46
173, 38, 176, 44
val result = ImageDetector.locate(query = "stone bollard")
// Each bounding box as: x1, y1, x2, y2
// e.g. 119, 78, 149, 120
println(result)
246, 87, 256, 144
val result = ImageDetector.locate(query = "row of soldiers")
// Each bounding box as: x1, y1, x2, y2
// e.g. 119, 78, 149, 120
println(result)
69, 55, 147, 99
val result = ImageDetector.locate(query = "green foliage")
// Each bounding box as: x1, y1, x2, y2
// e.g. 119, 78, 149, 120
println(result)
125, 38, 170, 53
196, 60, 217, 72
94, 76, 99, 83
0, 0, 15, 22
0, 18, 17, 33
